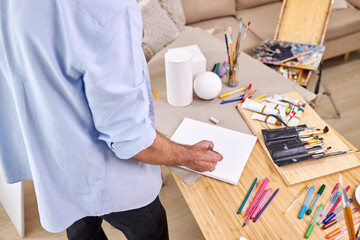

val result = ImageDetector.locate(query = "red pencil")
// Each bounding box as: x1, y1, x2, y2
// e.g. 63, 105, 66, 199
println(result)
241, 83, 252, 102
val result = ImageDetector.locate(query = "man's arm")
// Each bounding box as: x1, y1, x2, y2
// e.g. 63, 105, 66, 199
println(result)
134, 131, 223, 172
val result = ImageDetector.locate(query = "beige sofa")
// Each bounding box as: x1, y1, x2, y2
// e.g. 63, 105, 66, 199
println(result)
181, 0, 360, 60
144, 0, 360, 63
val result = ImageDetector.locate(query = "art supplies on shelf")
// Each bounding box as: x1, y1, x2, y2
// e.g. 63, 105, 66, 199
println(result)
253, 39, 325, 71
239, 177, 279, 227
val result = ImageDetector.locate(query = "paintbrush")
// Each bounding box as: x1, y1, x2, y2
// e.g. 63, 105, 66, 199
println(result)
339, 174, 357, 240
298, 126, 329, 137
227, 25, 234, 68
243, 21, 251, 40
312, 149, 359, 159
234, 18, 243, 65
277, 51, 312, 64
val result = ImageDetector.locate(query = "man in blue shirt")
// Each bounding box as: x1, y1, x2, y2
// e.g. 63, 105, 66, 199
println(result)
0, 0, 222, 239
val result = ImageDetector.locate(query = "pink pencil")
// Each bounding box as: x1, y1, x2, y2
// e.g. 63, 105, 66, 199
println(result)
328, 185, 350, 216
251, 188, 272, 219
246, 177, 270, 215
243, 189, 269, 227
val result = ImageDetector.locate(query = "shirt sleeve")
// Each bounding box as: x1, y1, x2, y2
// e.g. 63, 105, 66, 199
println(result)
80, 3, 156, 159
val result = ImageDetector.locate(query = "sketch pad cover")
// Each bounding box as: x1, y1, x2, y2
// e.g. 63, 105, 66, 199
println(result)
171, 118, 257, 185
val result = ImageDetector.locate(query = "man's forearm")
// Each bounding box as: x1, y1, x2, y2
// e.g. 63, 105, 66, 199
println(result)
133, 131, 186, 166
133, 131, 223, 172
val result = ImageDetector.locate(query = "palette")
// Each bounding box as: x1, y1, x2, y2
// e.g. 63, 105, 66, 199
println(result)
237, 91, 360, 186
253, 40, 325, 71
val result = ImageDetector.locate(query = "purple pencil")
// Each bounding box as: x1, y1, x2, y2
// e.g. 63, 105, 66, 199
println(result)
253, 188, 279, 222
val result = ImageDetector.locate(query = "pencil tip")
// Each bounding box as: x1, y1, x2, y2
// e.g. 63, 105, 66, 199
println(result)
242, 223, 246, 227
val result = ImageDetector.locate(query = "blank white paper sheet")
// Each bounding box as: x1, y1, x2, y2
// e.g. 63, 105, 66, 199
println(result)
171, 118, 257, 185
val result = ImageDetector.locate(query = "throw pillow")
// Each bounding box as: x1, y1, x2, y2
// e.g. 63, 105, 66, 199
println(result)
236, 0, 280, 11
181, 0, 236, 24
345, 0, 360, 8
139, 0, 179, 60
159, 0, 186, 29
332, 0, 350, 9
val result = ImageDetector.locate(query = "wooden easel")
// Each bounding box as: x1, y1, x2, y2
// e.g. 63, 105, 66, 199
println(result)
273, 0, 340, 117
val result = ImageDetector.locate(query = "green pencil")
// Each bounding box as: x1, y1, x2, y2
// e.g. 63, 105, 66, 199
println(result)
237, 178, 257, 214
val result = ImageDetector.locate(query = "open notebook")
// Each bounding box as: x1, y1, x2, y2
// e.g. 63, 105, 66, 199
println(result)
171, 118, 257, 185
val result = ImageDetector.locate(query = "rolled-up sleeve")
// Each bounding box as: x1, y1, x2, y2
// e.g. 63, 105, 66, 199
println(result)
81, 3, 156, 159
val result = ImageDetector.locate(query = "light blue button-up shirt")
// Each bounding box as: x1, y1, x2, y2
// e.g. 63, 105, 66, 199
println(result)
0, 0, 162, 232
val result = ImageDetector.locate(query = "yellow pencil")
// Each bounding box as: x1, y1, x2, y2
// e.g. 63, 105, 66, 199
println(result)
219, 87, 246, 99
253, 94, 267, 101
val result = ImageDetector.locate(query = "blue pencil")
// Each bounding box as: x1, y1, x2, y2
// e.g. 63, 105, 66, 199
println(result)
253, 188, 279, 222
220, 97, 244, 104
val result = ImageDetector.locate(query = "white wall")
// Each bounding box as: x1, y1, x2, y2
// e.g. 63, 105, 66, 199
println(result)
0, 171, 24, 238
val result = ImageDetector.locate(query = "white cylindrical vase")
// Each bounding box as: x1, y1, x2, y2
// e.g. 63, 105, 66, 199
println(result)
165, 49, 193, 107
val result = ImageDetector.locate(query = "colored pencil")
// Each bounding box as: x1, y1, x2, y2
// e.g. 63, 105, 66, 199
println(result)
254, 188, 279, 222
237, 178, 257, 214
219, 87, 246, 99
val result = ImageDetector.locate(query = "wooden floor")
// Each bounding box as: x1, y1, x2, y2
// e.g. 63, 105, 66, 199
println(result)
0, 51, 359, 240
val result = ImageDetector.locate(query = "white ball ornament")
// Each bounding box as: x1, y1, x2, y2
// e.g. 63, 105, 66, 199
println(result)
194, 71, 222, 100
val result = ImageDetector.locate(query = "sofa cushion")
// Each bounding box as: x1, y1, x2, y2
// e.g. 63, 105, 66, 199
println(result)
140, 0, 179, 60
236, 0, 280, 11
326, 8, 360, 40
236, 2, 360, 42
188, 16, 261, 55
348, 0, 360, 9
181, 0, 236, 24
159, 0, 186, 29
236, 2, 282, 40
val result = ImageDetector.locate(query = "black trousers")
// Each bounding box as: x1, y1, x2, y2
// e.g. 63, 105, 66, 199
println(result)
66, 196, 169, 240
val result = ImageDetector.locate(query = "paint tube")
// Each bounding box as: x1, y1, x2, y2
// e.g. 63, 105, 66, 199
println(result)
273, 94, 306, 108
241, 98, 279, 116
251, 113, 281, 125
284, 108, 298, 123
263, 101, 287, 110
278, 108, 287, 121
265, 98, 292, 108
287, 108, 305, 126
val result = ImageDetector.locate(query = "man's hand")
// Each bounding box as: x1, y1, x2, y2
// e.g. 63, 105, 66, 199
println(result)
133, 132, 223, 172
182, 140, 223, 172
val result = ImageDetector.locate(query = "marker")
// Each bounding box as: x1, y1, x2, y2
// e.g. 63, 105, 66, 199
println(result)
299, 186, 314, 219
306, 184, 326, 215
254, 188, 279, 222
241, 83, 252, 103
318, 191, 341, 225
326, 216, 360, 239
333, 223, 360, 240
246, 177, 269, 215
319, 183, 340, 218
219, 61, 227, 78
323, 199, 353, 224
237, 178, 257, 214
327, 185, 350, 216
323, 208, 358, 229
243, 189, 269, 227
251, 188, 272, 219
305, 204, 324, 238
284, 184, 309, 215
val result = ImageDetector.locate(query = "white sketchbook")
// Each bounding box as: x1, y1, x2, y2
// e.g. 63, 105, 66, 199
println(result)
171, 118, 257, 185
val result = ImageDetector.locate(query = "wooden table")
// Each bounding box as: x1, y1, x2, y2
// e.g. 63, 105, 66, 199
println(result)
150, 52, 360, 239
